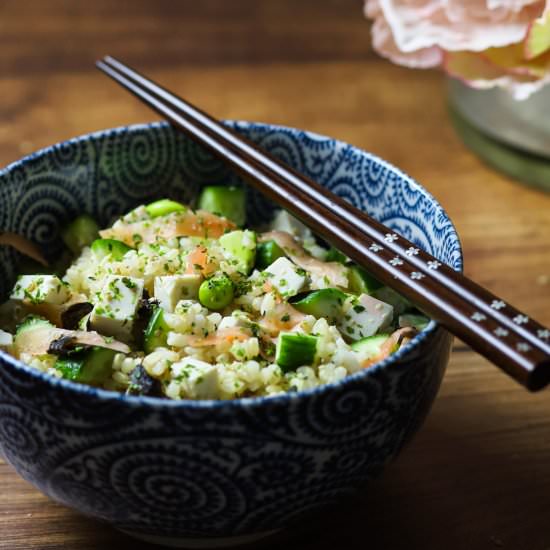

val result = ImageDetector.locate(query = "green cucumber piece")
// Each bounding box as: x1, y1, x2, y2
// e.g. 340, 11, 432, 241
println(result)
55, 347, 116, 385
255, 240, 286, 270
16, 315, 53, 336
348, 266, 383, 295
197, 186, 246, 226
276, 333, 318, 373
399, 313, 430, 331
291, 288, 347, 324
198, 275, 234, 311
145, 199, 186, 218
91, 238, 132, 261
351, 333, 391, 359
144, 307, 171, 354
219, 230, 256, 275
15, 316, 54, 351
61, 215, 100, 255
325, 247, 347, 264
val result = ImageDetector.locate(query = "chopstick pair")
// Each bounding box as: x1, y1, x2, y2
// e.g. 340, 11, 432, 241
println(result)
96, 55, 550, 391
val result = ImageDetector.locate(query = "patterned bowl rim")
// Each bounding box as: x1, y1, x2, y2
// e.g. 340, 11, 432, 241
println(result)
0, 120, 463, 409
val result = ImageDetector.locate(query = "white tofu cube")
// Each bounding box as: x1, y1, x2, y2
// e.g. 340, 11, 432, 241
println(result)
0, 330, 13, 348
270, 210, 310, 239
11, 275, 70, 306
339, 293, 394, 340
154, 275, 202, 312
264, 257, 307, 298
89, 275, 144, 342
171, 357, 219, 399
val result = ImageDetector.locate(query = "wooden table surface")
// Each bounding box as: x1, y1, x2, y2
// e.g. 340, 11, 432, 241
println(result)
1, 1, 550, 549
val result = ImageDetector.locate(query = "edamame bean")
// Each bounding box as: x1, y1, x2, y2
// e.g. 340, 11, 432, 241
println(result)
145, 199, 186, 218
198, 275, 234, 310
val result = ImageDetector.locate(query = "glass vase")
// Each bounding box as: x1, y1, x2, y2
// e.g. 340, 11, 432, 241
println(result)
448, 78, 550, 193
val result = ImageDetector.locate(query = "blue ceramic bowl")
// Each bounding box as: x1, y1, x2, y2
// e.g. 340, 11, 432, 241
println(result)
0, 122, 462, 547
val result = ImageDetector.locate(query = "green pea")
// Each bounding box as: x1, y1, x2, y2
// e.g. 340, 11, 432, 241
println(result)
145, 199, 186, 218
61, 214, 100, 255
198, 275, 234, 310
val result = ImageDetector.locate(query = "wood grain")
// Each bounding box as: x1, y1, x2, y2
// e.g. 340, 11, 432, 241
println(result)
1, 1, 550, 549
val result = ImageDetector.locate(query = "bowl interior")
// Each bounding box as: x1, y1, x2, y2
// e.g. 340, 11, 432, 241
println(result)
0, 121, 462, 300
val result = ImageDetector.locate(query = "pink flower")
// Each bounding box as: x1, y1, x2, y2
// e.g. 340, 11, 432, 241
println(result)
365, 0, 550, 99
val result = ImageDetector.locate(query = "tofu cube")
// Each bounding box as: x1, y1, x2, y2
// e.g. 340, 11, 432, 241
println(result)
171, 357, 219, 399
270, 210, 310, 240
339, 293, 394, 340
154, 275, 202, 312
264, 257, 307, 298
11, 275, 70, 306
89, 276, 144, 342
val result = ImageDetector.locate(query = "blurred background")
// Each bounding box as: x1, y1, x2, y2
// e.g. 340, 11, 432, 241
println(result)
1, 2, 550, 550
0, 0, 448, 176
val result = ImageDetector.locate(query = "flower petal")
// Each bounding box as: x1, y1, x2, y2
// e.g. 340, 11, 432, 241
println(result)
524, 10, 550, 58
444, 50, 550, 99
373, 0, 545, 52
370, 16, 443, 67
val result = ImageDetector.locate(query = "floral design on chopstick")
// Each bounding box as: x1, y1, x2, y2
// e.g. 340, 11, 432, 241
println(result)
410, 272, 425, 280
513, 315, 529, 325
369, 243, 383, 253
491, 300, 506, 310
405, 247, 419, 256
494, 327, 509, 337
471, 312, 486, 322
538, 329, 550, 340
427, 261, 441, 270
389, 257, 403, 266
384, 233, 398, 243
517, 343, 531, 352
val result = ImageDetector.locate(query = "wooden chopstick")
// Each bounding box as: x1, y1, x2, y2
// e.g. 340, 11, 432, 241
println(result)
96, 56, 550, 391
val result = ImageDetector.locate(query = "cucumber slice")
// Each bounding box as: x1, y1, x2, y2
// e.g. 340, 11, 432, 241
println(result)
14, 316, 54, 352
61, 215, 100, 255
348, 266, 383, 295
351, 333, 391, 359
325, 247, 347, 264
144, 307, 170, 354
55, 347, 116, 385
291, 288, 347, 324
16, 315, 53, 335
398, 313, 430, 331
219, 230, 256, 275
275, 333, 318, 373
145, 199, 186, 218
255, 240, 286, 270
91, 238, 132, 261
197, 186, 246, 226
